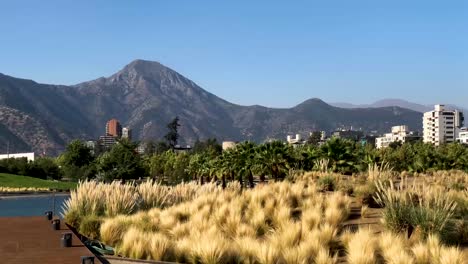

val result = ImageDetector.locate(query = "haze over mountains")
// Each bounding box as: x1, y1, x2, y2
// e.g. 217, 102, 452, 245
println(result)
0, 60, 429, 155
331, 99, 468, 114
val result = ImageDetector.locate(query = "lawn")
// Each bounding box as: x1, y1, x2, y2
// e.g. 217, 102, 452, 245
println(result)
0, 173, 77, 191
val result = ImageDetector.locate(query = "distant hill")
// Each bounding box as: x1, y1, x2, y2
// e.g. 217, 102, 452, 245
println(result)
331, 99, 467, 114
0, 60, 423, 155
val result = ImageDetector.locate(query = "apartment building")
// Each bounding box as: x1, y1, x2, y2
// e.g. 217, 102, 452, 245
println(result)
423, 105, 464, 146
457, 128, 468, 145
106, 119, 122, 138
375, 125, 421, 149
122, 127, 132, 140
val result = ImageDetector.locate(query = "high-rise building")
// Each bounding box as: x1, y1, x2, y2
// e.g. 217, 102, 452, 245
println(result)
122, 127, 132, 140
423, 105, 464, 146
106, 119, 122, 138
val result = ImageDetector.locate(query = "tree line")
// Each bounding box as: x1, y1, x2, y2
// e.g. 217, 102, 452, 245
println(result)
2, 116, 467, 183
3, 136, 467, 184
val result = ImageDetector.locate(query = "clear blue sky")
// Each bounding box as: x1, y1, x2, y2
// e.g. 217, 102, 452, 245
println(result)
1, 0, 467, 108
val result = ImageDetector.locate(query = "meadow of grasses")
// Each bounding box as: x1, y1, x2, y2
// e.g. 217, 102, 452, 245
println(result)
62, 167, 468, 264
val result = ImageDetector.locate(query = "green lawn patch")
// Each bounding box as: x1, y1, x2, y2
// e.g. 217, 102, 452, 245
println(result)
0, 173, 76, 191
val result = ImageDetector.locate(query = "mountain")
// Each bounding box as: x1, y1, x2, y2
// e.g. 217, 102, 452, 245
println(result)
331, 99, 467, 114
0, 60, 424, 155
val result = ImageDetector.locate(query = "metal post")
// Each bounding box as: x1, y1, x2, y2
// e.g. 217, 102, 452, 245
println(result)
52, 190, 56, 217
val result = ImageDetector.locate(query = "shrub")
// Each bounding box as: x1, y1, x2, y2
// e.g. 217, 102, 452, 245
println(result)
79, 215, 102, 239
374, 181, 457, 240
354, 183, 379, 207
100, 215, 133, 246
318, 175, 336, 192
338, 181, 354, 195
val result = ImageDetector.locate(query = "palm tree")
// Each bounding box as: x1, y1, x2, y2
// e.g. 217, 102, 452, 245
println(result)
319, 137, 356, 174
255, 141, 291, 181
229, 141, 257, 188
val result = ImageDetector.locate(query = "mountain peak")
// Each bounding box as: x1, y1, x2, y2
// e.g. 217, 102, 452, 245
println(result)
119, 59, 166, 76
125, 59, 163, 68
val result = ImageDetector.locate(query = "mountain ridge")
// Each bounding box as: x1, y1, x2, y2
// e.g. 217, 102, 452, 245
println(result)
0, 60, 424, 155
331, 99, 467, 114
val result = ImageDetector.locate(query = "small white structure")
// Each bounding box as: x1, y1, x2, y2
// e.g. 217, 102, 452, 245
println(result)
375, 125, 420, 149
0, 152, 35, 161
457, 128, 468, 145
222, 141, 237, 151
122, 127, 132, 140
287, 134, 304, 145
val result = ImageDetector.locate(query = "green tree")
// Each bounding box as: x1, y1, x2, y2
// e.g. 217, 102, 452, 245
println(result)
307, 131, 322, 146
231, 142, 257, 188
61, 140, 94, 167
59, 140, 95, 179
255, 141, 291, 181
31, 157, 61, 180
97, 139, 145, 181
165, 117, 180, 149
319, 137, 357, 174
192, 138, 222, 156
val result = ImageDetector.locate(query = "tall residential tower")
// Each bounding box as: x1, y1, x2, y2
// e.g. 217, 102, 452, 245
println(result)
423, 105, 464, 146
105, 118, 122, 138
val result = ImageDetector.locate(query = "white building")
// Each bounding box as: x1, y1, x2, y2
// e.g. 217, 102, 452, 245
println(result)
423, 105, 464, 146
375, 125, 421, 149
0, 152, 35, 161
287, 134, 304, 146
122, 127, 132, 140
457, 128, 468, 145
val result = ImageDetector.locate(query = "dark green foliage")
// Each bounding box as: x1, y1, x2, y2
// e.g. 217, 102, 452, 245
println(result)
255, 141, 292, 181
0, 157, 61, 180
59, 140, 95, 179
154, 141, 171, 154
192, 138, 222, 156
143, 140, 468, 189
97, 139, 146, 180
61, 140, 94, 168
0, 157, 30, 176
307, 131, 322, 146
30, 157, 61, 180
164, 117, 180, 149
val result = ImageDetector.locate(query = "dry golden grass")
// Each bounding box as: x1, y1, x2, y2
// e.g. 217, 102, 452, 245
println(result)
344, 230, 467, 264
95, 177, 352, 263
66, 169, 468, 264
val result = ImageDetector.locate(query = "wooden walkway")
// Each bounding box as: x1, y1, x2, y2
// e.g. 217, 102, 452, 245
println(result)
0, 216, 101, 264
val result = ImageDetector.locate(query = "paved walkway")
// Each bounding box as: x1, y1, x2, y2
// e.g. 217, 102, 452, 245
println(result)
0, 216, 101, 264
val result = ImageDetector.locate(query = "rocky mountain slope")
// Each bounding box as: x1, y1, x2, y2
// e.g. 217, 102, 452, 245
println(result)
0, 60, 423, 155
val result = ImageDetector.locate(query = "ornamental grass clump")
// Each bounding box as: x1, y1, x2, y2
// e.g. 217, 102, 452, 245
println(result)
317, 175, 336, 192
98, 178, 352, 263
374, 180, 458, 240
344, 230, 466, 264
368, 162, 395, 181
